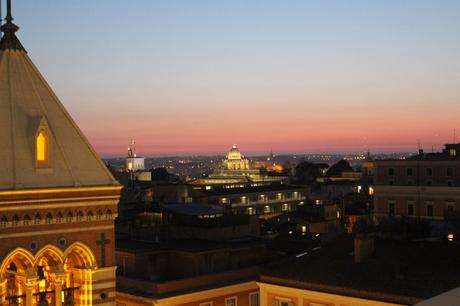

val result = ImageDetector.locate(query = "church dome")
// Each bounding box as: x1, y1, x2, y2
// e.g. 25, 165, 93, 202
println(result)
227, 144, 243, 160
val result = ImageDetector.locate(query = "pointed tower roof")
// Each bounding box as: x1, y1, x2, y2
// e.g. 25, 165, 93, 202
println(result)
0, 1, 118, 190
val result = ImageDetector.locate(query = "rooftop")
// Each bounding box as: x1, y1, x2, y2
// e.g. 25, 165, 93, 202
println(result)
260, 236, 460, 304
163, 203, 224, 217
200, 184, 306, 196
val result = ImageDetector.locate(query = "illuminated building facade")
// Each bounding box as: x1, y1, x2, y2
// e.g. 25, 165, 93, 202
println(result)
224, 145, 250, 170
192, 185, 307, 218
0, 2, 121, 305
192, 145, 289, 189
373, 144, 460, 221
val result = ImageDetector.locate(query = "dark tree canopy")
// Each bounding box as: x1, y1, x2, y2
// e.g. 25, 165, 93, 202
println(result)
294, 161, 321, 183
152, 167, 171, 181
326, 160, 353, 177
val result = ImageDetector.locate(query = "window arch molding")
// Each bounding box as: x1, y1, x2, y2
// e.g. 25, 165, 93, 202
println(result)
34, 117, 52, 170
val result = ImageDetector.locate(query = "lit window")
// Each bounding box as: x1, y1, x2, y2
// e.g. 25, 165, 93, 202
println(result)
249, 293, 259, 306
369, 187, 374, 195
36, 131, 47, 161
225, 297, 237, 306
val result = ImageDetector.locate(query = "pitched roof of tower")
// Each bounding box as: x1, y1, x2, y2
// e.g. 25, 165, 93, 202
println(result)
0, 2, 118, 190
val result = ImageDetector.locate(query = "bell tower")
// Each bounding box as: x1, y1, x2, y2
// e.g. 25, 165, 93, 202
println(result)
0, 1, 121, 305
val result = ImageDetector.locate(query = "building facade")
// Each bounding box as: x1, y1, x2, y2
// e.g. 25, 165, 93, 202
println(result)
0, 3, 121, 305
192, 145, 288, 188
373, 144, 460, 221
193, 185, 307, 218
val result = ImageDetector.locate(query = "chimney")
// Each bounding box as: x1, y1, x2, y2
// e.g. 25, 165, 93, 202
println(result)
354, 233, 374, 263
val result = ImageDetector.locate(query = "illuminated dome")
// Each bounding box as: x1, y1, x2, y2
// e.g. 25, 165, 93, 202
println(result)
223, 145, 250, 170
227, 144, 244, 160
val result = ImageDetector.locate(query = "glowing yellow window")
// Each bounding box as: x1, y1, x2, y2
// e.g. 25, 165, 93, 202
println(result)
36, 132, 47, 161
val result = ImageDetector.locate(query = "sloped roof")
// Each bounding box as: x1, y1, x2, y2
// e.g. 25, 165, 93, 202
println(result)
0, 9, 118, 190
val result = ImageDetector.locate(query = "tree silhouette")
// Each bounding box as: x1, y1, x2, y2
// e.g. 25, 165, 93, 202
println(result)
326, 160, 353, 177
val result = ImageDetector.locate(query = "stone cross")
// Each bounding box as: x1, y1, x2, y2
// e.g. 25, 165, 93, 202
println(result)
96, 232, 110, 267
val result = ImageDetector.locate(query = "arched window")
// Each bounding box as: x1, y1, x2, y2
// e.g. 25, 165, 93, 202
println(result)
12, 215, 19, 227
34, 213, 42, 225
35, 118, 52, 169
56, 212, 64, 223
45, 213, 53, 224
86, 211, 93, 222
66, 212, 73, 223
1, 216, 8, 228
77, 211, 84, 222
106, 209, 113, 220
36, 131, 47, 161
23, 214, 31, 226
96, 210, 103, 221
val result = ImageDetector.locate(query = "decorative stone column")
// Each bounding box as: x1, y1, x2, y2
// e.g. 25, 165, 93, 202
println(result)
54, 279, 63, 306
25, 280, 35, 306
25, 268, 38, 306
0, 278, 7, 306
54, 264, 66, 306
73, 268, 93, 306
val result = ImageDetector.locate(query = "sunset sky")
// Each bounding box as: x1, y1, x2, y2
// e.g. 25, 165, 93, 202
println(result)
12, 0, 460, 156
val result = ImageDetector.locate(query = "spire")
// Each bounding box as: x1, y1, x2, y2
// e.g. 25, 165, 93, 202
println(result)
0, 0, 26, 52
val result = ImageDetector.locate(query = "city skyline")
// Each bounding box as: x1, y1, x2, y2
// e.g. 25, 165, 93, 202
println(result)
10, 0, 460, 156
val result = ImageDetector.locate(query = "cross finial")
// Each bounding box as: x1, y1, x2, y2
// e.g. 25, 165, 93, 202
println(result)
0, 0, 25, 52
6, 0, 13, 23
